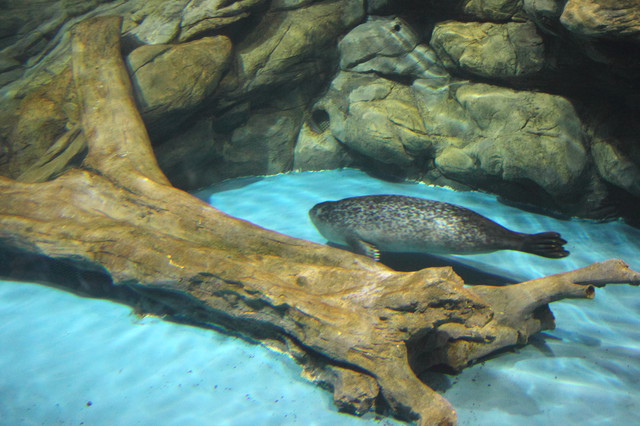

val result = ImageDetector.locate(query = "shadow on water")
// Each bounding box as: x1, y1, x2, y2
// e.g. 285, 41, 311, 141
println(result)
380, 251, 518, 286
327, 243, 517, 286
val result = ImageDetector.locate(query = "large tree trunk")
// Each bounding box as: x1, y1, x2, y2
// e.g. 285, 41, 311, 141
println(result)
1, 16, 639, 425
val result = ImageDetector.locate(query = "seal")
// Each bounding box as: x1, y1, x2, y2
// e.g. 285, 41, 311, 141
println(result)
309, 195, 569, 261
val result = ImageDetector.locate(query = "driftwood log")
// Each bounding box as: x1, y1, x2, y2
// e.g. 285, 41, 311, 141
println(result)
1, 16, 639, 425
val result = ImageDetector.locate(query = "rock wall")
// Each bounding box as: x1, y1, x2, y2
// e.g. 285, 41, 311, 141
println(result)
1, 0, 639, 222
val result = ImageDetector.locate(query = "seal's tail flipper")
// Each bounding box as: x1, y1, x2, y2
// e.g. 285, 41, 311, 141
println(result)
521, 232, 569, 258
346, 237, 381, 261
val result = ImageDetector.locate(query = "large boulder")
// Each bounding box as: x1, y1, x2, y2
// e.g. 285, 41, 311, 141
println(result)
217, 0, 365, 107
156, 89, 310, 188
439, 83, 589, 199
124, 0, 268, 45
339, 16, 419, 70
223, 108, 301, 178
592, 141, 640, 197
318, 72, 432, 167
431, 21, 545, 80
339, 16, 450, 80
126, 36, 232, 134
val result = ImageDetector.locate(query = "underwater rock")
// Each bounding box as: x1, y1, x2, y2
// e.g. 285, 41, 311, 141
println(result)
124, 0, 269, 45
126, 36, 232, 134
560, 0, 640, 40
431, 21, 545, 80
462, 0, 524, 21
0, 0, 68, 60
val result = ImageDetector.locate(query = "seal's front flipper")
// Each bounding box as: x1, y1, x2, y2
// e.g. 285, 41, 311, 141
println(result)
347, 237, 381, 261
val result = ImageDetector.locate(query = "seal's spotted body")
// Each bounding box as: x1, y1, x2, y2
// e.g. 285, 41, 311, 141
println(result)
309, 195, 569, 260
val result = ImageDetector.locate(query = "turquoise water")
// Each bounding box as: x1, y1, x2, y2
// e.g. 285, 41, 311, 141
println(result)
2, 169, 639, 425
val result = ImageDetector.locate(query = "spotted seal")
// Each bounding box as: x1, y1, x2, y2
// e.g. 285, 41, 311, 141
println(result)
309, 195, 569, 261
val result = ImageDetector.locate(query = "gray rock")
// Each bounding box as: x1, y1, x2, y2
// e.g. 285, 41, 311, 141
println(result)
462, 0, 524, 21
319, 72, 430, 167
126, 36, 232, 132
124, 0, 271, 45
217, 0, 365, 107
224, 110, 300, 177
444, 83, 589, 198
179, 0, 267, 42
339, 16, 419, 69
431, 21, 545, 79
411, 79, 475, 143
591, 141, 640, 197
340, 17, 450, 81
293, 119, 354, 172
0, 0, 65, 42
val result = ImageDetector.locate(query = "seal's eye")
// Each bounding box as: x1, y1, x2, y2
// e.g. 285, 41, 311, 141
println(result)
392, 24, 401, 32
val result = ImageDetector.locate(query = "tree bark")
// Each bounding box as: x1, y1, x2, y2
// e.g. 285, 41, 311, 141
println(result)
1, 16, 639, 426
